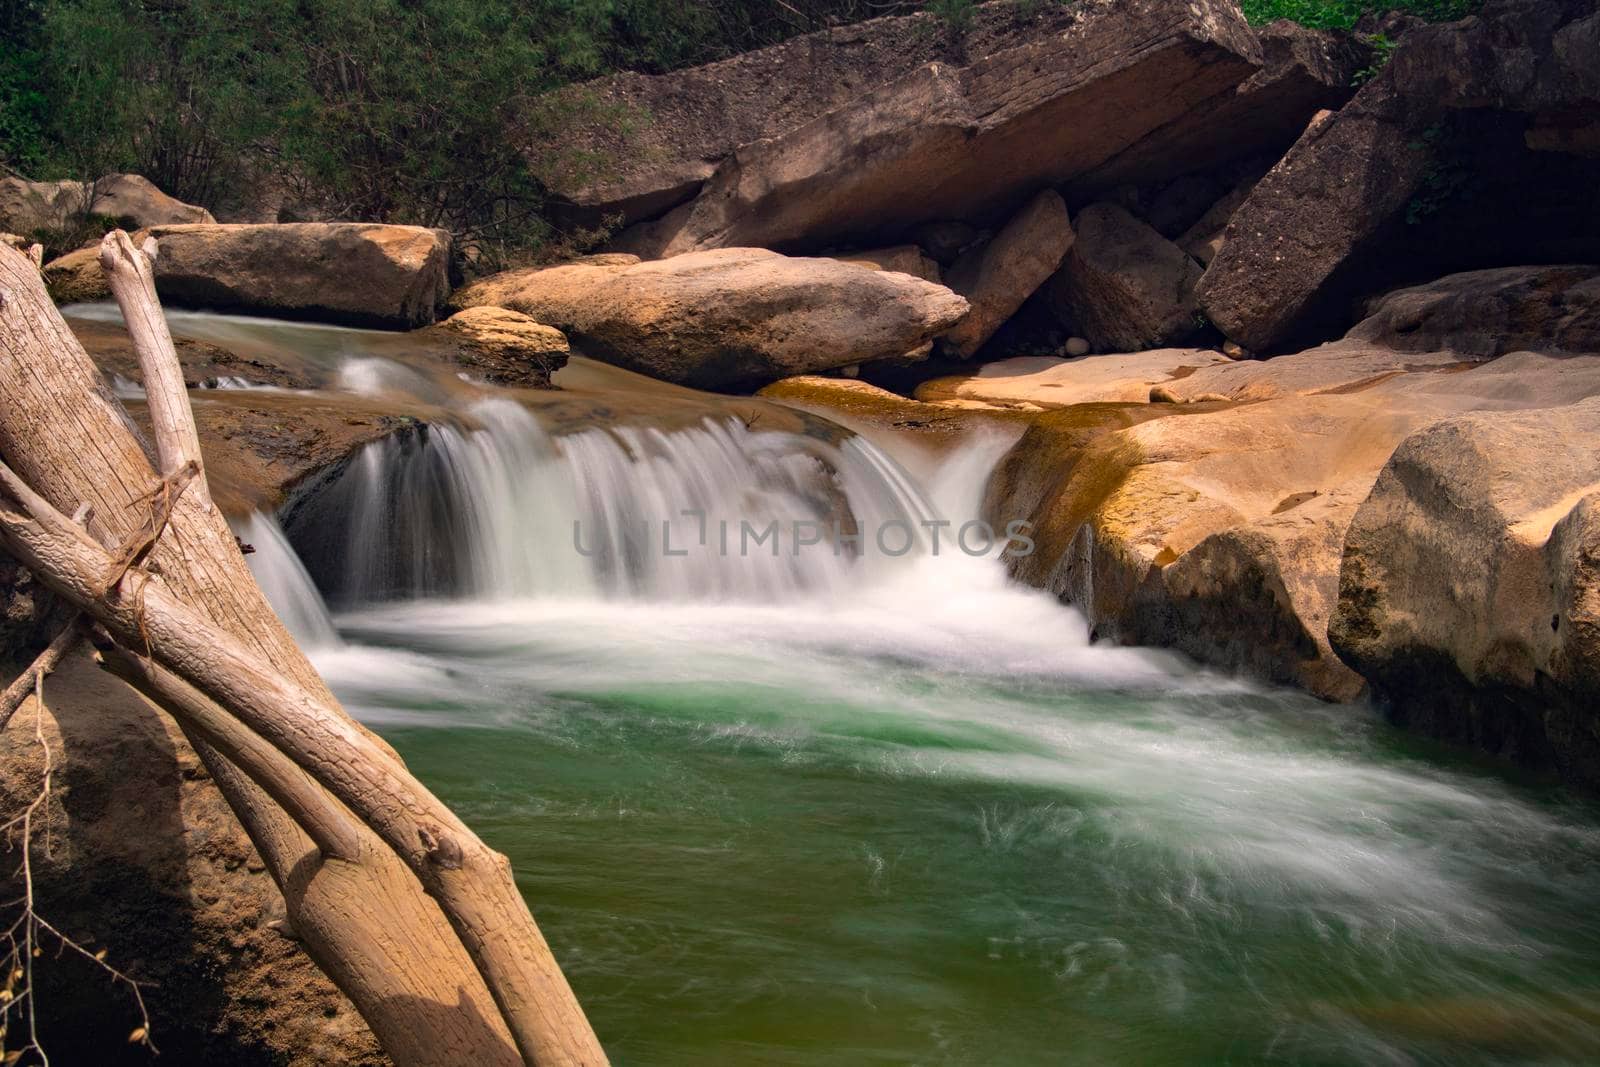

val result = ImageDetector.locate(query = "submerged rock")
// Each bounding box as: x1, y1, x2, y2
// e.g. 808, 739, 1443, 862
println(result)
453, 247, 969, 389
144, 223, 452, 328
1330, 399, 1600, 784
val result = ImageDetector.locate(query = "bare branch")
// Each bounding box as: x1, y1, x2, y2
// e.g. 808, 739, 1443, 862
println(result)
0, 624, 81, 732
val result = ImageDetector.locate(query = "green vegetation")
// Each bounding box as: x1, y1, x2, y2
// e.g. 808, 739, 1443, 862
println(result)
1351, 32, 1397, 84
0, 0, 933, 263
1240, 0, 1478, 29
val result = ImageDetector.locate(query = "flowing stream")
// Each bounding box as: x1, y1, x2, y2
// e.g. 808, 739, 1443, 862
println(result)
81, 307, 1600, 1065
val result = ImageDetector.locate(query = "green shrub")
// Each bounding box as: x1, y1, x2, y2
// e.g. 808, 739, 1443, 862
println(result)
1240, 0, 1480, 30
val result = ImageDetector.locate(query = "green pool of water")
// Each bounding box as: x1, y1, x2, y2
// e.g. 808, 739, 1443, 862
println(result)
317, 594, 1600, 1066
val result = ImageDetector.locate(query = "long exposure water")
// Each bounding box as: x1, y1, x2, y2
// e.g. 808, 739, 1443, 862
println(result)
80, 307, 1600, 1065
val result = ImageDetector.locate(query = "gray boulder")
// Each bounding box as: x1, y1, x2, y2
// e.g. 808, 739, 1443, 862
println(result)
0, 177, 90, 236
1348, 265, 1600, 357
91, 174, 214, 228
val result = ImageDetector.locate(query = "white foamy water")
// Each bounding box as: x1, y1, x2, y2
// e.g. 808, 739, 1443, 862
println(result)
137, 307, 1600, 1064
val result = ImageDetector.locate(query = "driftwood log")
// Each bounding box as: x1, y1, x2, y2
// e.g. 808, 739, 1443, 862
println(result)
0, 235, 605, 1065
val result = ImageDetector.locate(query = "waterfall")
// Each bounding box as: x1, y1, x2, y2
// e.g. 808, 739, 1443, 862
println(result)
277, 397, 993, 610
234, 511, 342, 649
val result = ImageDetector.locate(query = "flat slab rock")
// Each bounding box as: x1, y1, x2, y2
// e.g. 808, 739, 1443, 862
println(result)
612, 0, 1360, 257
917, 319, 1600, 702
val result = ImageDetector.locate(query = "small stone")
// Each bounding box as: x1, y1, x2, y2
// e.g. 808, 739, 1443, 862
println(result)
1064, 337, 1091, 357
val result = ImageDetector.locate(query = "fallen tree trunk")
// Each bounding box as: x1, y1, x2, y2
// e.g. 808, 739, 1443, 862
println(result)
0, 237, 605, 1064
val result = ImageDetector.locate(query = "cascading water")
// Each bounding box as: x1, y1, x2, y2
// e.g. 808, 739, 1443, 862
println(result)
234, 511, 341, 649
100, 306, 1600, 1066
284, 397, 992, 607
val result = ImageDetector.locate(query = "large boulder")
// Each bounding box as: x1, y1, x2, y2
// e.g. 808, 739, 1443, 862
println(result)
1198, 0, 1600, 352
881, 270, 1600, 705
617, 0, 1361, 257
527, 3, 1084, 229
1330, 399, 1600, 784
452, 247, 969, 389
90, 173, 214, 228
0, 177, 90, 236
1043, 203, 1202, 352
144, 223, 452, 328
981, 348, 1600, 700
1347, 265, 1600, 357
941, 189, 1074, 358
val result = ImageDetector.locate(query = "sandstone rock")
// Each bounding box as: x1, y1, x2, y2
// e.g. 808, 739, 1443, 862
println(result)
42, 245, 109, 303
1176, 170, 1263, 265
1198, 0, 1600, 351
0, 176, 90, 235
453, 247, 969, 389
633, 0, 1330, 257
917, 349, 1231, 408
759, 376, 1011, 449
1143, 173, 1229, 238
1082, 20, 1365, 193
1144, 338, 1473, 403
1043, 203, 1202, 352
910, 221, 982, 265
528, 2, 1085, 229
429, 306, 570, 387
90, 173, 214, 228
619, 7, 1364, 259
1348, 265, 1600, 356
145, 223, 452, 328
1330, 398, 1600, 784
941, 190, 1074, 358
835, 244, 942, 283
972, 342, 1600, 699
